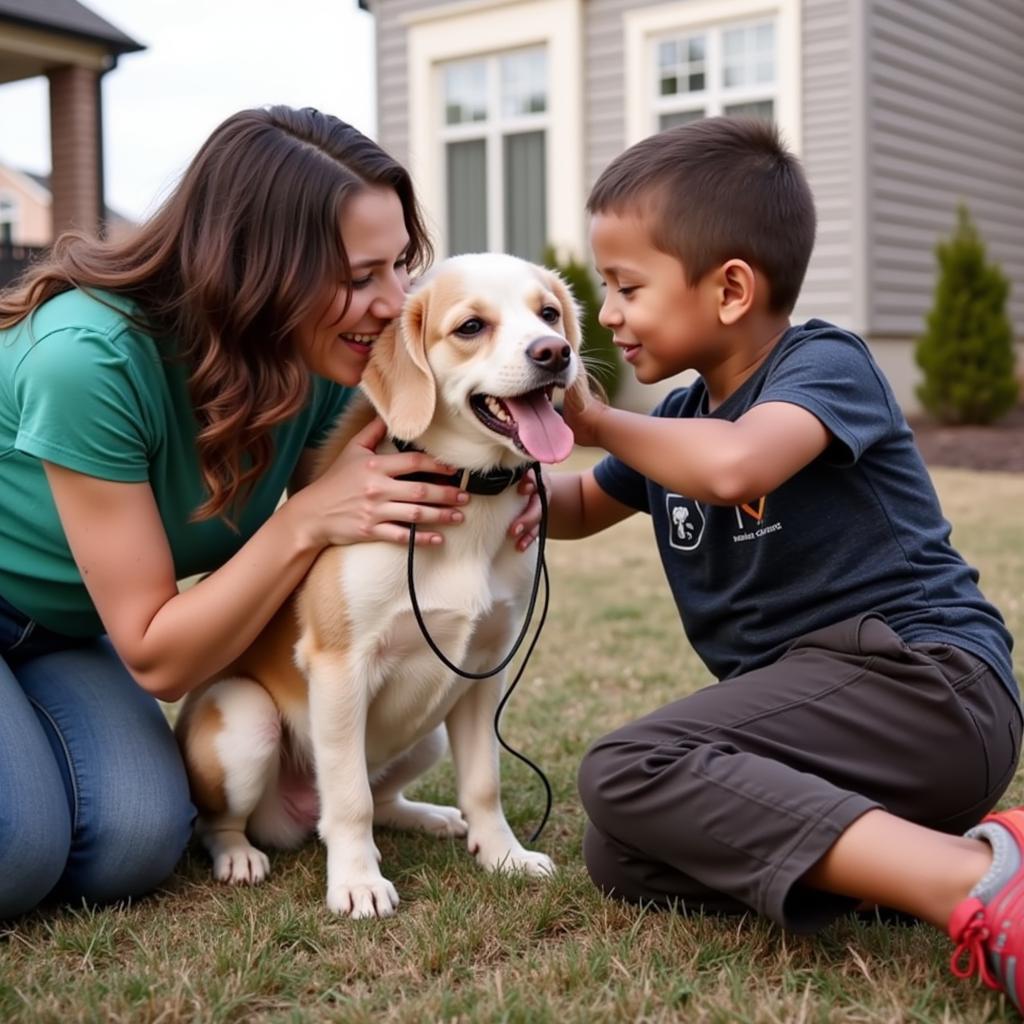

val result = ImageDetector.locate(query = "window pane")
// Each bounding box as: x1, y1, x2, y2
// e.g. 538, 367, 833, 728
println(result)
503, 130, 546, 262
722, 20, 775, 92
655, 32, 705, 95
444, 60, 487, 125
447, 140, 488, 254
723, 28, 744, 58
723, 99, 774, 121
659, 109, 704, 130
501, 47, 547, 117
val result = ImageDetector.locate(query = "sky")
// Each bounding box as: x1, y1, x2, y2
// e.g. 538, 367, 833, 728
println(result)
0, 0, 377, 220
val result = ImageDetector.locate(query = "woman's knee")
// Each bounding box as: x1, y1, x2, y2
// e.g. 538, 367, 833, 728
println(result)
66, 769, 196, 903
0, 791, 71, 919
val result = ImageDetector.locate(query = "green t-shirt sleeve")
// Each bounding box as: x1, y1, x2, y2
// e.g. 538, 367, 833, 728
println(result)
13, 327, 152, 483
305, 379, 354, 448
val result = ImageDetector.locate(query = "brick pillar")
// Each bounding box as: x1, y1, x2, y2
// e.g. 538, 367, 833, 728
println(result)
48, 65, 102, 239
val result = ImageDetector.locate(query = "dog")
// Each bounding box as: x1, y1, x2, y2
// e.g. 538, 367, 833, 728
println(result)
175, 253, 585, 917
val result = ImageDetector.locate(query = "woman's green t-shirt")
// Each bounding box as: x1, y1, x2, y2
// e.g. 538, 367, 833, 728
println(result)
0, 288, 352, 636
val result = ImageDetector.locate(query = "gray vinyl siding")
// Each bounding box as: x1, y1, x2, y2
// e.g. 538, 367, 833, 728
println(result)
795, 0, 860, 329
866, 0, 1024, 336
583, 0, 639, 191
369, 0, 439, 165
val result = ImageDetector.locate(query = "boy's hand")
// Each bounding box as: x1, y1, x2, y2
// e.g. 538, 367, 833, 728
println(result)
509, 472, 543, 550
562, 382, 610, 448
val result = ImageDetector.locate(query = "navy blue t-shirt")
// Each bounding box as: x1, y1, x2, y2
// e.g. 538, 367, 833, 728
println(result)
594, 319, 1017, 700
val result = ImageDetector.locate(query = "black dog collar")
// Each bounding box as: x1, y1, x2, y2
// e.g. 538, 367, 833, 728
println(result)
392, 437, 532, 496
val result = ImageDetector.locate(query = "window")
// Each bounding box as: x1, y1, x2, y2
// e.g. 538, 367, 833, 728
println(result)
407, 0, 583, 263
439, 47, 548, 262
654, 18, 776, 132
624, 0, 800, 153
0, 193, 16, 245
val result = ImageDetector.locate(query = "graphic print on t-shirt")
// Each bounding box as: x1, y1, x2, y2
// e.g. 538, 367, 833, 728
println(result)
666, 493, 705, 551
731, 496, 783, 542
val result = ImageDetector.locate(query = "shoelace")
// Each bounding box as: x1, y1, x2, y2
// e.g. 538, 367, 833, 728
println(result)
950, 911, 1001, 990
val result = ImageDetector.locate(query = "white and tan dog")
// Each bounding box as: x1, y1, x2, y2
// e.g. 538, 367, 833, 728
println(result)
176, 253, 584, 917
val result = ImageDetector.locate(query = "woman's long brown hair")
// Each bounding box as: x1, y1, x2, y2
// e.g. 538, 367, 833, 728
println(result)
0, 106, 433, 522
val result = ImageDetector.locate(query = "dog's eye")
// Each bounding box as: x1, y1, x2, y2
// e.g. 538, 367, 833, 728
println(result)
455, 317, 486, 337
539, 305, 561, 324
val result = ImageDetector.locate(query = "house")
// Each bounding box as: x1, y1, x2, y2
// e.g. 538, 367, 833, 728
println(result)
0, 0, 143, 283
360, 0, 1024, 412
0, 162, 134, 246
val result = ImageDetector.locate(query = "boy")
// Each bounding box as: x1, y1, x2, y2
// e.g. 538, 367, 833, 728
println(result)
541, 117, 1022, 1009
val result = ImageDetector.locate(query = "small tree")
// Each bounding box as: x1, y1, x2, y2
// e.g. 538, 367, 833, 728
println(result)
544, 245, 622, 403
915, 204, 1018, 424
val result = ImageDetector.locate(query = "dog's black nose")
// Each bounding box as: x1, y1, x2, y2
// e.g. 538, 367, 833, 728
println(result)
527, 335, 571, 373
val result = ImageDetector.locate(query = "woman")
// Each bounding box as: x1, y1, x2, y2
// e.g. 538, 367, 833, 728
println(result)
0, 105, 519, 918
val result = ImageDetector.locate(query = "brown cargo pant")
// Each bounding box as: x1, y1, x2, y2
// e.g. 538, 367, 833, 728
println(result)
577, 613, 1021, 933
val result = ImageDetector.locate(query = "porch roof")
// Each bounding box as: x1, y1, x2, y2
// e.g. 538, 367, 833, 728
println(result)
0, 0, 143, 56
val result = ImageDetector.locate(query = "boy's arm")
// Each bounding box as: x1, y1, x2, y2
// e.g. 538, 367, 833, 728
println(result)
566, 392, 830, 506
509, 467, 636, 546
544, 468, 637, 539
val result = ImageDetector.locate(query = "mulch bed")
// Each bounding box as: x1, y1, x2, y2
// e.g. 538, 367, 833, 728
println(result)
909, 404, 1024, 473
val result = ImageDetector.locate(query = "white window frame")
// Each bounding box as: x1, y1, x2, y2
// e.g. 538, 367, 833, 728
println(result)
624, 0, 801, 153
405, 0, 584, 260
439, 48, 549, 255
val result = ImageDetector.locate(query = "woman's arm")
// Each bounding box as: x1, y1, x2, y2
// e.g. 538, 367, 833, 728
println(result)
44, 419, 468, 702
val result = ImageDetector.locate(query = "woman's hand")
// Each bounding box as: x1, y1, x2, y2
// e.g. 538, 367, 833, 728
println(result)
294, 417, 469, 549
561, 383, 610, 449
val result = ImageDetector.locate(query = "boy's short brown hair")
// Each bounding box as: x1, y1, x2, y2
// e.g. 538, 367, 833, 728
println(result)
587, 117, 815, 313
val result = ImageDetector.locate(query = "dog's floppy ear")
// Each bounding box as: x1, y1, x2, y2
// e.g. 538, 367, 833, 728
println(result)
544, 266, 602, 406
360, 288, 436, 440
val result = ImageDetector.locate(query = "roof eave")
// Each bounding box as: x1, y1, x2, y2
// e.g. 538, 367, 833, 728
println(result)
0, 12, 145, 56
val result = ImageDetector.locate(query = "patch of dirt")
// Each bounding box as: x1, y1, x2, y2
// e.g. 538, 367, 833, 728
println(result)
909, 404, 1024, 473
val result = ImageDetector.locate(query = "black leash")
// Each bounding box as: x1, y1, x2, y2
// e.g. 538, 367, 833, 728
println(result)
406, 463, 552, 843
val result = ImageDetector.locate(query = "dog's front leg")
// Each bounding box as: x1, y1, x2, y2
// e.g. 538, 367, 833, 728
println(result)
446, 676, 555, 877
306, 649, 399, 918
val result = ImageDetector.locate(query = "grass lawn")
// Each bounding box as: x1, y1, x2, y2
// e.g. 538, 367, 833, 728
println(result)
2, 462, 1023, 1023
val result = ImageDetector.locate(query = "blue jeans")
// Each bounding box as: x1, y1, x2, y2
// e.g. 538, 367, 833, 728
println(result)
0, 594, 195, 918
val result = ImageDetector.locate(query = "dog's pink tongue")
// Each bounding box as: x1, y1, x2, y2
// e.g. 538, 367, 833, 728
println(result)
505, 393, 575, 464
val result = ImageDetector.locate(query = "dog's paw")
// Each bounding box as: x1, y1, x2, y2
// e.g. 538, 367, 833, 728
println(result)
212, 844, 271, 885
327, 876, 400, 918
470, 829, 556, 878
375, 797, 468, 838
505, 849, 556, 877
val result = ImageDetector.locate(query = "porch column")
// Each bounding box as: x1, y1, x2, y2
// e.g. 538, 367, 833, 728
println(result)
47, 64, 102, 238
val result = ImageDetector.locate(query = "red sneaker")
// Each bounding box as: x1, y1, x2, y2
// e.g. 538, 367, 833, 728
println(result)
949, 806, 1024, 1013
